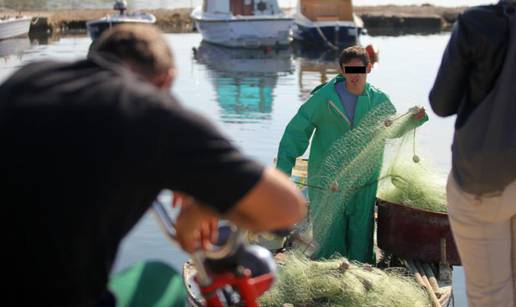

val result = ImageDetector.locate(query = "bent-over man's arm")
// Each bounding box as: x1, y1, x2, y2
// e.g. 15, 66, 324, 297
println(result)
135, 92, 306, 248
224, 167, 306, 232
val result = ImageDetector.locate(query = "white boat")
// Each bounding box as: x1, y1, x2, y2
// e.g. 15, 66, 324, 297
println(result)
86, 0, 156, 41
0, 16, 32, 40
191, 0, 293, 48
292, 0, 364, 49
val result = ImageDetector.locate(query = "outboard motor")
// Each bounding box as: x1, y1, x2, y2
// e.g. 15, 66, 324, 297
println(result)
151, 201, 277, 307
86, 0, 156, 41
114, 0, 128, 15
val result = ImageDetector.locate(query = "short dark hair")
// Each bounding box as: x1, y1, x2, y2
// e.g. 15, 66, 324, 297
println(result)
339, 45, 370, 68
91, 24, 174, 78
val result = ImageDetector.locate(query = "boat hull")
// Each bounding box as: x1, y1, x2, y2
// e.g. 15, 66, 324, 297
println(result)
292, 21, 360, 47
0, 17, 32, 40
377, 199, 461, 266
193, 17, 292, 48
86, 12, 156, 41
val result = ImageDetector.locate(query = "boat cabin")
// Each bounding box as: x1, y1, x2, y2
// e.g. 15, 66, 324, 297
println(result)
298, 0, 354, 22
202, 0, 282, 16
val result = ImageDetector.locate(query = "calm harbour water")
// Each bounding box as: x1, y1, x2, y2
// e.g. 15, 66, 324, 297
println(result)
0, 32, 467, 305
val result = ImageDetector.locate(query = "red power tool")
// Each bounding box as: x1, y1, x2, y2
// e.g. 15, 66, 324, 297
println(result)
152, 200, 277, 307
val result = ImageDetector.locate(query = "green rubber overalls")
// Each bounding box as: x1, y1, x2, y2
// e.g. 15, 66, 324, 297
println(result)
277, 75, 427, 263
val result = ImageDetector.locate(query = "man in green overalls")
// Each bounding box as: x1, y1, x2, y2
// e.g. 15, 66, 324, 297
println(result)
277, 46, 427, 263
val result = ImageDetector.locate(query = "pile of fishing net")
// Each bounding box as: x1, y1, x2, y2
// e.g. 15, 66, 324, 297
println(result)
260, 252, 431, 307
377, 132, 447, 213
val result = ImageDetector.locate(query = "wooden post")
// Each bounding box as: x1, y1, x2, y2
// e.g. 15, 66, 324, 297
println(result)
422, 262, 440, 293
406, 260, 441, 307
439, 237, 453, 282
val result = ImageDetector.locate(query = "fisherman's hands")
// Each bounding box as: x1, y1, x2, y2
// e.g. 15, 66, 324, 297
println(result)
173, 192, 219, 253
172, 191, 186, 208
409, 106, 426, 121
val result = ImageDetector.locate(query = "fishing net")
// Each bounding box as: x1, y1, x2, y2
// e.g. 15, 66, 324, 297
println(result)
309, 101, 444, 252
259, 103, 448, 306
377, 131, 447, 213
260, 252, 431, 307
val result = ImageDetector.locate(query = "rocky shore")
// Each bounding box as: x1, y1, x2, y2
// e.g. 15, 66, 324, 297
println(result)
354, 5, 465, 35
1, 5, 466, 36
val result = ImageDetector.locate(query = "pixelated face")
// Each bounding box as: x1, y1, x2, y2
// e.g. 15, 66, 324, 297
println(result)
341, 58, 371, 93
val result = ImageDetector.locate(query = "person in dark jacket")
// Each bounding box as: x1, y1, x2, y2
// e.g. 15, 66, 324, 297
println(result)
0, 24, 306, 307
429, 1, 516, 306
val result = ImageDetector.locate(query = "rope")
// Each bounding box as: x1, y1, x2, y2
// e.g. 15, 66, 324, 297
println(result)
314, 23, 338, 50
413, 128, 416, 156
384, 109, 413, 127
292, 180, 332, 192
412, 128, 420, 163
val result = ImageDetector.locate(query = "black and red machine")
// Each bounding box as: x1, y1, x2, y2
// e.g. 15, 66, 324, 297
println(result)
152, 201, 277, 307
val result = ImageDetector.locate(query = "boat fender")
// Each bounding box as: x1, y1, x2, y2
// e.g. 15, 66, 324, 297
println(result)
365, 44, 380, 65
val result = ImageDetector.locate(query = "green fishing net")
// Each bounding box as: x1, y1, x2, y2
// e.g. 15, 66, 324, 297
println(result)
377, 130, 447, 213
261, 103, 446, 307
309, 102, 447, 250
260, 252, 431, 307
262, 103, 448, 306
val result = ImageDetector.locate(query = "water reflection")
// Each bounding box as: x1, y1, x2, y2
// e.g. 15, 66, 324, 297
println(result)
194, 42, 293, 123
0, 37, 31, 65
28, 32, 62, 45
292, 45, 339, 101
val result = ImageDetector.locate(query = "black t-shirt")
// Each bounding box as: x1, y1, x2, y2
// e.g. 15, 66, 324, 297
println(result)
0, 56, 263, 306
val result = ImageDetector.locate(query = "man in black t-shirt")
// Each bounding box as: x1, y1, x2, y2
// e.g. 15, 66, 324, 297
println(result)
0, 25, 306, 306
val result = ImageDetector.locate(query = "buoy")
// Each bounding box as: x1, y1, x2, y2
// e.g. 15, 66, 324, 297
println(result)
339, 259, 350, 272
384, 118, 393, 127
330, 181, 339, 192
365, 44, 379, 65
363, 264, 373, 272
412, 155, 420, 163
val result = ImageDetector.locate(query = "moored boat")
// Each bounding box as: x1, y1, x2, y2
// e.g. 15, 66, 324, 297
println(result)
292, 0, 364, 49
0, 16, 32, 40
191, 0, 293, 48
86, 0, 156, 41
